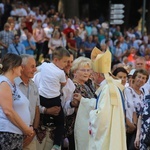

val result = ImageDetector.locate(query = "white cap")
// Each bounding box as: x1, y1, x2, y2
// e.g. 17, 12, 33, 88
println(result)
128, 69, 136, 76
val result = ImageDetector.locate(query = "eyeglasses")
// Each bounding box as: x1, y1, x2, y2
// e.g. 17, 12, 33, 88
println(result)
78, 69, 91, 72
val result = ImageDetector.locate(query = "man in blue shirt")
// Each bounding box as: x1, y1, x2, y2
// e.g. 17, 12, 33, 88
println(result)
8, 35, 26, 55
84, 35, 96, 58
22, 27, 36, 55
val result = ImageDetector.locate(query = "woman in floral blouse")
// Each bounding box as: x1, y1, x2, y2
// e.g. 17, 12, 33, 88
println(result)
124, 69, 149, 150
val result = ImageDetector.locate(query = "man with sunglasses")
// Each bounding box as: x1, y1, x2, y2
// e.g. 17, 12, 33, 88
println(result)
7, 34, 26, 55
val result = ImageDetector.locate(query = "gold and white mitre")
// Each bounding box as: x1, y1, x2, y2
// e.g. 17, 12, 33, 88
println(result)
90, 47, 103, 61
91, 47, 118, 106
92, 47, 111, 73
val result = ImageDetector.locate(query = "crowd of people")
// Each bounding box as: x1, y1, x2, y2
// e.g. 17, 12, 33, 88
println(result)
1, 0, 150, 150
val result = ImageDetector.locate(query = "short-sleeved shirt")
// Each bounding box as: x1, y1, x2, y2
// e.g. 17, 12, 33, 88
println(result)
15, 77, 40, 125
22, 40, 36, 55
0, 30, 14, 49
124, 87, 144, 119
48, 38, 63, 50
39, 62, 66, 98
7, 43, 26, 55
84, 41, 96, 51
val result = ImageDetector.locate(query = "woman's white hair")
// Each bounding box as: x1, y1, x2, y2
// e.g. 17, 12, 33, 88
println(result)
71, 56, 92, 73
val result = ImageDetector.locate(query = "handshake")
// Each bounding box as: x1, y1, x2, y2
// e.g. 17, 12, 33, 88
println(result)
70, 93, 82, 107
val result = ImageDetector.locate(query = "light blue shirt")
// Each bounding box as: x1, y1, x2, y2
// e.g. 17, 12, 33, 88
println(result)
22, 40, 36, 55
7, 43, 26, 55
0, 75, 30, 134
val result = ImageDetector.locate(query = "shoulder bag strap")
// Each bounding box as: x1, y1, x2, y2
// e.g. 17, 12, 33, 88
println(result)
13, 44, 20, 55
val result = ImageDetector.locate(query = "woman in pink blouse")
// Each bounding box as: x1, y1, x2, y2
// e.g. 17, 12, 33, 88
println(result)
33, 19, 46, 63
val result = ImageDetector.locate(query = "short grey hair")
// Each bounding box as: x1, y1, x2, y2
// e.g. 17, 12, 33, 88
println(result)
71, 56, 92, 73
20, 54, 34, 66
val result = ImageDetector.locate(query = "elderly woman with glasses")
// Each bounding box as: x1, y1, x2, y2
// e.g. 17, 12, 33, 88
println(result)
65, 57, 95, 150
71, 57, 95, 99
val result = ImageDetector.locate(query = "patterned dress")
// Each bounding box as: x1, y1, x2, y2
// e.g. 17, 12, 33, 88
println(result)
124, 87, 145, 150
140, 95, 150, 150
64, 81, 95, 137
125, 87, 144, 117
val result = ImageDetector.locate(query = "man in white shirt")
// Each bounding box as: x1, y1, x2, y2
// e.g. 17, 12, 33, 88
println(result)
17, 2, 27, 17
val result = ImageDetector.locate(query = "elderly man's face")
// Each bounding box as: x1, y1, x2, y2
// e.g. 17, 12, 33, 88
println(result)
91, 72, 104, 86
135, 58, 146, 69
21, 57, 37, 79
